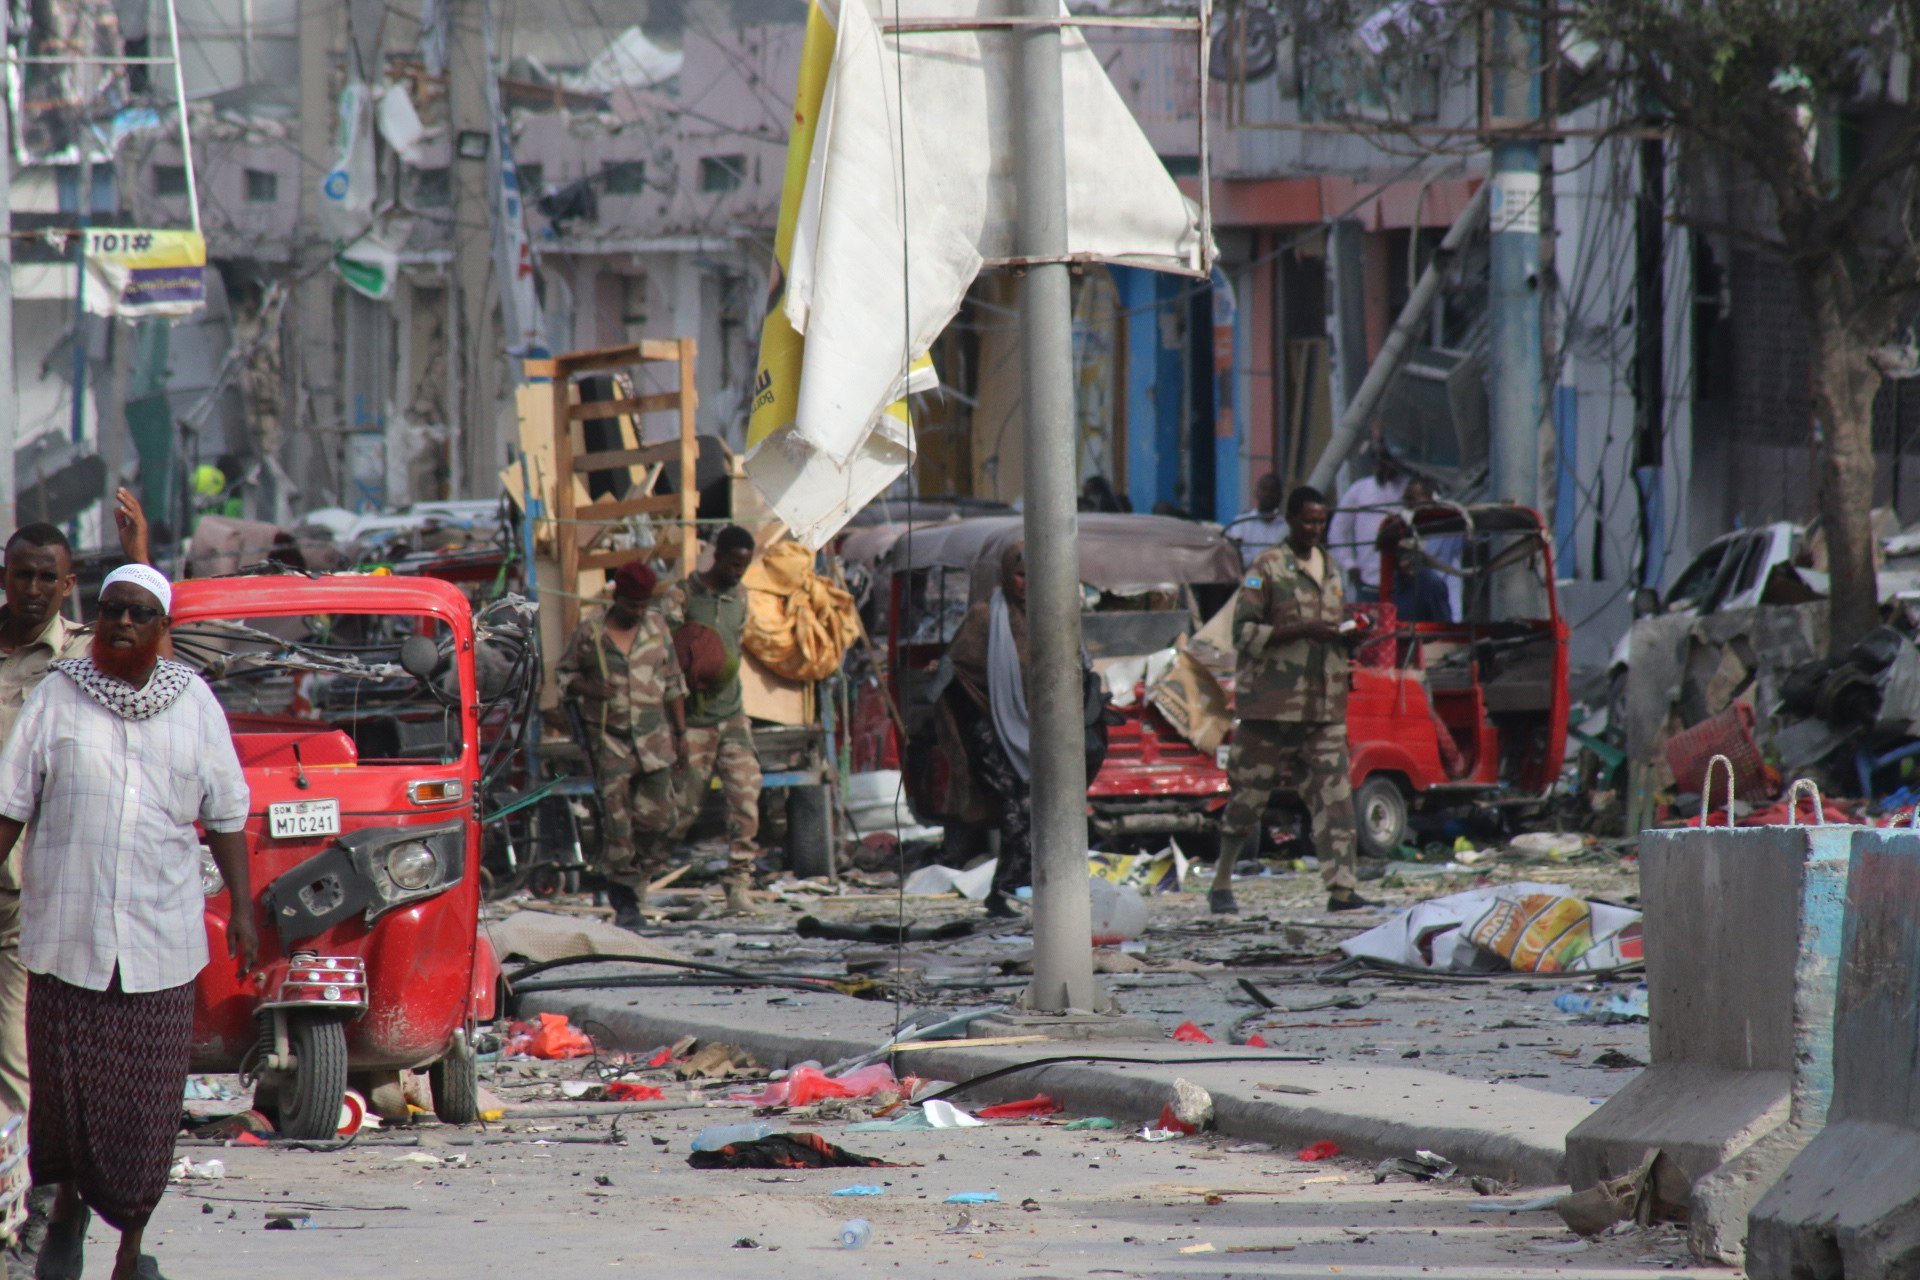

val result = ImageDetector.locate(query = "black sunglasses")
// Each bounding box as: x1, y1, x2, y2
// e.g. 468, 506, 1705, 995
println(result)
98, 601, 163, 625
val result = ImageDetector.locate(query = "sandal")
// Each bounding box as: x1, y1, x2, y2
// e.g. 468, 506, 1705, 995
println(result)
33, 1204, 87, 1280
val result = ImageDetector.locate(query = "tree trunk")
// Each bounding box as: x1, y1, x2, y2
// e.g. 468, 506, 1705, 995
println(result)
1800, 264, 1882, 652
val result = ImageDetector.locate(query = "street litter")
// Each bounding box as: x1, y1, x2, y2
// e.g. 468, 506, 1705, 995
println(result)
832, 1185, 886, 1196
946, 1191, 1000, 1204
796, 915, 974, 943
1296, 1141, 1341, 1161
504, 1013, 596, 1060
1224, 1244, 1298, 1254
1062, 1117, 1119, 1131
676, 1042, 761, 1079
264, 1213, 314, 1230
1178, 1242, 1216, 1254
977, 1095, 1061, 1119
1508, 832, 1586, 860
1339, 883, 1643, 973
1554, 986, 1650, 1023
603, 1081, 666, 1101
688, 1133, 900, 1170
1087, 877, 1148, 944
169, 1157, 225, 1182
849, 1100, 984, 1132
733, 1063, 899, 1107
1088, 844, 1189, 894
945, 1209, 990, 1234
1552, 1149, 1688, 1236
1593, 1049, 1647, 1069
1373, 1150, 1456, 1183
1138, 1126, 1182, 1142
1171, 1021, 1214, 1043
838, 1218, 872, 1249
901, 861, 998, 901
1156, 1079, 1213, 1136
393, 1152, 467, 1167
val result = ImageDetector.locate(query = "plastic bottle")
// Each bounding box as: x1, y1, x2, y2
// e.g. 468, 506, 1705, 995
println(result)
690, 1120, 776, 1153
1552, 992, 1598, 1016
838, 1218, 872, 1250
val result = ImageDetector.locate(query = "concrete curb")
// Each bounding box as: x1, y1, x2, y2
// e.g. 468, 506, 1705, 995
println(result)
522, 988, 1584, 1185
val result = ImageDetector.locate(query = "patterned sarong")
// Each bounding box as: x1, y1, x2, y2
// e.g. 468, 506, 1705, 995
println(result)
27, 970, 194, 1229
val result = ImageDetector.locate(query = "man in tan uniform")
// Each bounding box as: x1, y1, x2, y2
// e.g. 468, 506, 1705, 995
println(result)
1211, 484, 1377, 916
659, 526, 761, 915
555, 560, 687, 928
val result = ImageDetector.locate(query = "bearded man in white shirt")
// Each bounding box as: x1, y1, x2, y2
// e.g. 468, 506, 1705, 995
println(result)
0, 565, 252, 1280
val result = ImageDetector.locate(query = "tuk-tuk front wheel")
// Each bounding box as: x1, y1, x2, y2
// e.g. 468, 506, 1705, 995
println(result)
429, 1029, 480, 1125
1355, 775, 1410, 860
275, 1014, 351, 1141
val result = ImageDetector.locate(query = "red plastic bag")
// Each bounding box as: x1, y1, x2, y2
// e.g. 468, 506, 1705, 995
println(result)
977, 1094, 1062, 1119
1245, 1034, 1270, 1048
1154, 1105, 1198, 1136
1171, 1021, 1214, 1044
1297, 1140, 1341, 1161
525, 1013, 595, 1060
734, 1063, 899, 1107
605, 1081, 666, 1102
645, 1046, 675, 1069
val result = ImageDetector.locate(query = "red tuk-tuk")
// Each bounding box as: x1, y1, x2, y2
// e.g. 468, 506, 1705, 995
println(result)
170, 575, 501, 1138
883, 504, 1569, 862
1337, 502, 1571, 853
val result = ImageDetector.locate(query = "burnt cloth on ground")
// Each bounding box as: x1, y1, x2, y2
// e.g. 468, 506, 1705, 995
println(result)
687, 1132, 900, 1170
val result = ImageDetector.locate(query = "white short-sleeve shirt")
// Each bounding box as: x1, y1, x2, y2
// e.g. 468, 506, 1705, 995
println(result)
0, 671, 249, 992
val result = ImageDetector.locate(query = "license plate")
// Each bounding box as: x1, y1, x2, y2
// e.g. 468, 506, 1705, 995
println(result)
269, 799, 341, 840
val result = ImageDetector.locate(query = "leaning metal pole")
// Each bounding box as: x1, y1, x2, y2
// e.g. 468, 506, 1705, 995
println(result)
1014, 0, 1102, 1014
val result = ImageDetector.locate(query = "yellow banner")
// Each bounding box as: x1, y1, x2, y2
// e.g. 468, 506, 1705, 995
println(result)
745, 2, 926, 456
82, 227, 206, 317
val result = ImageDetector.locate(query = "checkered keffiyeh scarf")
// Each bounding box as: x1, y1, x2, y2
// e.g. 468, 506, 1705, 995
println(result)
51, 657, 194, 721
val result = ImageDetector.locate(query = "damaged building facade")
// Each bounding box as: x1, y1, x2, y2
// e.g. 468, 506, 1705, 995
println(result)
10, 0, 1914, 666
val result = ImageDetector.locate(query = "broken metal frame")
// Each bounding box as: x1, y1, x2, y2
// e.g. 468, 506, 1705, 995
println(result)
878, 4, 1215, 278
524, 340, 700, 638
4, 0, 202, 233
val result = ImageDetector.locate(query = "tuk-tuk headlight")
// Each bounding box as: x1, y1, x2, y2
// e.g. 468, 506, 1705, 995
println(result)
200, 845, 224, 897
385, 841, 437, 891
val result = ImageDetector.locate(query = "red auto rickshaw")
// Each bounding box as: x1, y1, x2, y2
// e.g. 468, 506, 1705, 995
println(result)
170, 574, 503, 1138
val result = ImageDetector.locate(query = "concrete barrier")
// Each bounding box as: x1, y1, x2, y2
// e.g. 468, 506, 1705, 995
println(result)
1746, 830, 1920, 1278
1564, 822, 1850, 1262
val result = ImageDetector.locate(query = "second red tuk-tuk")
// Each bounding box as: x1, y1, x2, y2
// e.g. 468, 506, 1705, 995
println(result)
170, 574, 505, 1138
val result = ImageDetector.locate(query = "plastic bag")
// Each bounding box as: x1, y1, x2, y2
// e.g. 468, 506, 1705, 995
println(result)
604, 1081, 666, 1102
519, 1013, 595, 1060
977, 1094, 1061, 1119
1171, 1021, 1214, 1044
734, 1063, 899, 1107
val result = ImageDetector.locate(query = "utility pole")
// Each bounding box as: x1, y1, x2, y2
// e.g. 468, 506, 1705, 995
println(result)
451, 0, 502, 499
0, 3, 16, 528
295, 2, 343, 507
1486, 7, 1541, 613
1013, 0, 1101, 1016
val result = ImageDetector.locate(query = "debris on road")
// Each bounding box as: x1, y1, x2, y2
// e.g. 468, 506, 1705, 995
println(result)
976, 1095, 1062, 1119
687, 1132, 900, 1170
1338, 882, 1643, 973
1373, 1150, 1457, 1183
1552, 1148, 1688, 1236
945, 1190, 1000, 1204
1170, 1020, 1214, 1043
1297, 1140, 1341, 1161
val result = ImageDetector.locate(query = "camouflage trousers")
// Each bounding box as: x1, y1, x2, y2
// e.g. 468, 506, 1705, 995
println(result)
593, 734, 677, 891
1220, 718, 1357, 891
673, 714, 762, 885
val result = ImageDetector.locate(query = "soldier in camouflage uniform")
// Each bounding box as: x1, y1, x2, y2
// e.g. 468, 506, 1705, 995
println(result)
659, 525, 762, 914
1211, 484, 1377, 916
556, 560, 686, 928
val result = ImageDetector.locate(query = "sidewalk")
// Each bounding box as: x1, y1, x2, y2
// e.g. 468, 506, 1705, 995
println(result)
522, 980, 1600, 1185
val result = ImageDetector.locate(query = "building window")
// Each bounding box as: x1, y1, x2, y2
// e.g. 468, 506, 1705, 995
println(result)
602, 160, 647, 195
244, 168, 279, 204
154, 164, 188, 198
621, 272, 650, 340
700, 154, 745, 193
57, 165, 115, 214
412, 166, 452, 207
517, 162, 543, 195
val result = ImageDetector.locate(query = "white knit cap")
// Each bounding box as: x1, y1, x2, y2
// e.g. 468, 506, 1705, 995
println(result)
100, 563, 172, 614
